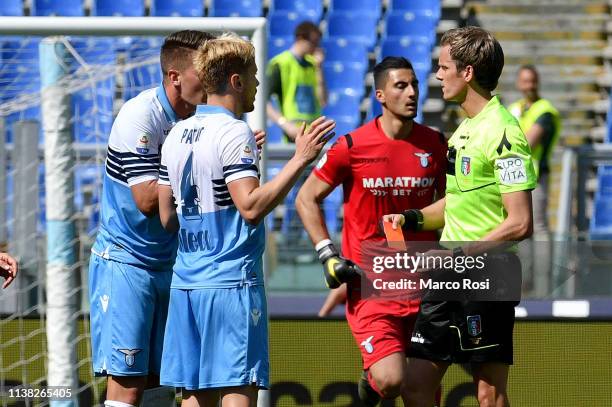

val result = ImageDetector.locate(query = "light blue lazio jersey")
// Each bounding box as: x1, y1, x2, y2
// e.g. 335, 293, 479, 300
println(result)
92, 86, 179, 270
159, 105, 265, 288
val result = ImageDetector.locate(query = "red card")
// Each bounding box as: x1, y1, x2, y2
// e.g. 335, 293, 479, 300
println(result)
383, 220, 407, 251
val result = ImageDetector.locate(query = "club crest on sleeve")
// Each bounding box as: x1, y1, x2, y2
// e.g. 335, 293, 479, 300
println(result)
461, 156, 471, 176
136, 134, 150, 154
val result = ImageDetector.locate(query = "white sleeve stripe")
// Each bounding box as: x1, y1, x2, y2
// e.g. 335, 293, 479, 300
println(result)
225, 171, 258, 184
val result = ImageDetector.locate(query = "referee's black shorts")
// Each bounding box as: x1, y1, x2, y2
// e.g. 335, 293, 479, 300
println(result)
408, 253, 521, 364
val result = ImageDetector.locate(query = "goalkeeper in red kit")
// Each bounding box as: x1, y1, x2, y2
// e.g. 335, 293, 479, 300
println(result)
296, 57, 446, 406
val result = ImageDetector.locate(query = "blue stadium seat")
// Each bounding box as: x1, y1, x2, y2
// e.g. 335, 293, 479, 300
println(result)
0, 0, 23, 16
269, 11, 309, 37
266, 121, 284, 144
326, 11, 379, 50
271, 0, 322, 23
32, 0, 84, 16
93, 0, 145, 16
380, 36, 432, 101
268, 36, 292, 59
150, 0, 203, 16
389, 0, 441, 19
323, 61, 367, 98
123, 37, 163, 100
596, 167, 612, 197
322, 92, 361, 118
209, 0, 263, 17
0, 37, 41, 144
332, 115, 360, 140
330, 0, 382, 19
322, 38, 368, 71
590, 199, 612, 240
384, 11, 438, 45
69, 37, 116, 143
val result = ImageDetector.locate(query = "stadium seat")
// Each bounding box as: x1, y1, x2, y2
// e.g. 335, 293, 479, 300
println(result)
209, 0, 263, 17
268, 36, 292, 59
150, 0, 203, 17
322, 92, 361, 118
322, 38, 368, 71
0, 38, 41, 144
269, 11, 308, 37
123, 37, 163, 100
93, 0, 145, 16
69, 37, 116, 143
322, 61, 367, 98
0, 0, 23, 16
271, 0, 323, 23
330, 0, 382, 19
589, 199, 612, 240
379, 36, 432, 101
384, 11, 438, 45
596, 167, 612, 197
266, 121, 284, 144
326, 11, 379, 50
389, 0, 441, 19
32, 0, 84, 16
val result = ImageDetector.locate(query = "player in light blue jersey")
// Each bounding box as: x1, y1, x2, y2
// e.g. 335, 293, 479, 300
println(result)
158, 33, 336, 407
88, 30, 215, 407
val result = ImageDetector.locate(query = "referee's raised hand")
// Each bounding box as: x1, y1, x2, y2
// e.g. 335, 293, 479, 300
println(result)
293, 116, 336, 165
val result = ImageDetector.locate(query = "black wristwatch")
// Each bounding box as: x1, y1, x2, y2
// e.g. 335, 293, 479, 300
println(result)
452, 247, 466, 258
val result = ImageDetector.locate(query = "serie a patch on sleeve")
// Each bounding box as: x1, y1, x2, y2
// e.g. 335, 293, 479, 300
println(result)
495, 156, 527, 185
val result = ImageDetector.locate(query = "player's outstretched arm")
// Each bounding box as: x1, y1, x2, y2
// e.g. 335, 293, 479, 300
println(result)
158, 184, 179, 233
0, 252, 18, 289
227, 117, 335, 225
131, 180, 159, 217
382, 197, 446, 231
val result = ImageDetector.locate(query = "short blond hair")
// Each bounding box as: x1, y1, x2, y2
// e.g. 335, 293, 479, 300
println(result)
194, 32, 255, 94
440, 26, 504, 92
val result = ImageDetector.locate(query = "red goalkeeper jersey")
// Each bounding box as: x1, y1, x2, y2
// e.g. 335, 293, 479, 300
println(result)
314, 118, 447, 267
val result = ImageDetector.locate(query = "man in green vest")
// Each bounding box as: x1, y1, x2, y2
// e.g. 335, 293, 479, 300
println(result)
508, 65, 561, 295
267, 21, 329, 244
267, 21, 327, 142
508, 65, 561, 235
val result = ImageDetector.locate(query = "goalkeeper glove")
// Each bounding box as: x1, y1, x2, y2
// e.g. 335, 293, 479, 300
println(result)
316, 240, 361, 289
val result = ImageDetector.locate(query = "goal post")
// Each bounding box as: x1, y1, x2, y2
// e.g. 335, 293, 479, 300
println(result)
0, 17, 268, 407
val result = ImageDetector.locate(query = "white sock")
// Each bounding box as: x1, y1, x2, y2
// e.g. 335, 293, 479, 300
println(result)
105, 401, 136, 407
140, 386, 176, 407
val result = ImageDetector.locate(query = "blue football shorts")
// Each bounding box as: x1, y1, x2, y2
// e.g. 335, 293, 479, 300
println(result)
160, 284, 269, 390
89, 254, 172, 376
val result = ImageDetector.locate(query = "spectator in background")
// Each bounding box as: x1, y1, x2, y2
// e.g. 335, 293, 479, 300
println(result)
266, 21, 330, 246
267, 21, 327, 141
509, 65, 561, 295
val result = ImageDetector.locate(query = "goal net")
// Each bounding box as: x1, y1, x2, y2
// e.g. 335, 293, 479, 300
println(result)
0, 17, 267, 407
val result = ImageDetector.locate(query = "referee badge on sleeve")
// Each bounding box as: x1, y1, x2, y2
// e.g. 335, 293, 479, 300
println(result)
461, 157, 471, 176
